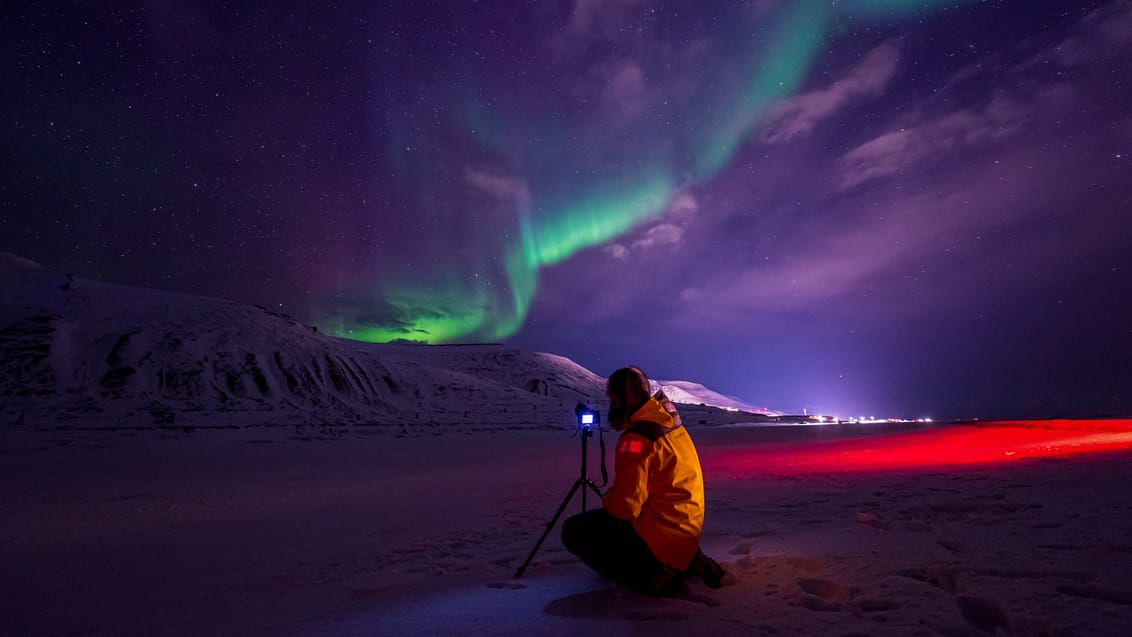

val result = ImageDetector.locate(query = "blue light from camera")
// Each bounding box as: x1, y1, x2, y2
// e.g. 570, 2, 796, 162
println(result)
575, 403, 599, 430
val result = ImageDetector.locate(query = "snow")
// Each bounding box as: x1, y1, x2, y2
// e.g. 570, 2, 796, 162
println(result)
4, 422, 1132, 636
4, 255, 1132, 635
650, 379, 778, 416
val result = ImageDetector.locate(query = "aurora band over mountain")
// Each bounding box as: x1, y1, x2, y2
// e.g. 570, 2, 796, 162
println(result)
323, 0, 977, 344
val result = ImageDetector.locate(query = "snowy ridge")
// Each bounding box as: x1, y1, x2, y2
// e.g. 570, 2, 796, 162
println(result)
652, 379, 777, 416
0, 254, 771, 432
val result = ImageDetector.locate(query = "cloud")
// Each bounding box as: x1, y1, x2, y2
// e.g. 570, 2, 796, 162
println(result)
605, 192, 699, 260
835, 1, 1132, 193
677, 159, 1048, 319
600, 60, 649, 120
571, 57, 653, 126
465, 168, 530, 211
1051, 0, 1132, 67
632, 223, 684, 250
835, 94, 1021, 190
761, 40, 902, 144
668, 3, 1132, 325
666, 193, 698, 222
604, 243, 630, 260
835, 1, 1132, 195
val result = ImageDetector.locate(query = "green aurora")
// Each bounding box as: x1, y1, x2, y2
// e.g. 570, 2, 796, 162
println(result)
326, 0, 976, 344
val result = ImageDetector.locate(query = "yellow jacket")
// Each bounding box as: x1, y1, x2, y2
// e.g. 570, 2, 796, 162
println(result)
603, 392, 705, 569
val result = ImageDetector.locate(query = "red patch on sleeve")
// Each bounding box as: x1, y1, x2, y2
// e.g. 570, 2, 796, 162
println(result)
618, 439, 644, 454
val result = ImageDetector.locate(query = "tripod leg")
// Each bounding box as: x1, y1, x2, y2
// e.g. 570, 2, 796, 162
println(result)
514, 479, 585, 578
584, 479, 604, 500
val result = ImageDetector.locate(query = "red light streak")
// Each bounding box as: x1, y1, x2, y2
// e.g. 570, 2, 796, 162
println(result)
708, 419, 1132, 476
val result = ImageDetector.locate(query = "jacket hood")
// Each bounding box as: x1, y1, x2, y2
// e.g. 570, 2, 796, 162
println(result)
628, 390, 682, 429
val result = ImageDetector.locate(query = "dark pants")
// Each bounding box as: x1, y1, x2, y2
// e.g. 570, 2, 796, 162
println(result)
561, 508, 677, 594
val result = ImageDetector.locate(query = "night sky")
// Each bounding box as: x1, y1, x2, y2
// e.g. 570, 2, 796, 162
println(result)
3, 1, 1131, 419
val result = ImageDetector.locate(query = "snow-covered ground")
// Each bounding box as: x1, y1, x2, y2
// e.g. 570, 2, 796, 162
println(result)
3, 420, 1132, 636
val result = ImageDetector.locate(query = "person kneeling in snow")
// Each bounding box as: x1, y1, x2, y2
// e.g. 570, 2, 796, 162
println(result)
561, 366, 725, 595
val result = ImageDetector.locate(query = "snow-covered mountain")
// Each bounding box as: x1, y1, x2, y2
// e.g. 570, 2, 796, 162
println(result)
0, 253, 772, 432
651, 379, 776, 415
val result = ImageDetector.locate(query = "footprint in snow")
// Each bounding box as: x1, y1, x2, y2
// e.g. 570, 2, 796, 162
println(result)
485, 581, 526, 589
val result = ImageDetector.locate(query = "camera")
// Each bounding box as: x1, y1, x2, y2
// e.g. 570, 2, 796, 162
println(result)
575, 402, 599, 434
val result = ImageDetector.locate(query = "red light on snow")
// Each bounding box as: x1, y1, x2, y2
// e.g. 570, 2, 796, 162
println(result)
709, 419, 1132, 476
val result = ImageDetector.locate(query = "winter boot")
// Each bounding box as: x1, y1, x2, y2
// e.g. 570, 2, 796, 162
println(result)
631, 565, 687, 597
686, 547, 725, 589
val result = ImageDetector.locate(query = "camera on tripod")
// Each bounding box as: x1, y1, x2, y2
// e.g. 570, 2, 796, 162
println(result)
575, 403, 599, 436
515, 401, 607, 578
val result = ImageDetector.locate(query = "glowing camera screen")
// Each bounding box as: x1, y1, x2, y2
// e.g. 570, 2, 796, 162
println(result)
575, 402, 599, 430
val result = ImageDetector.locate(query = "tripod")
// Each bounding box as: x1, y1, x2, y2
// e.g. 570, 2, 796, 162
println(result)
514, 425, 604, 578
